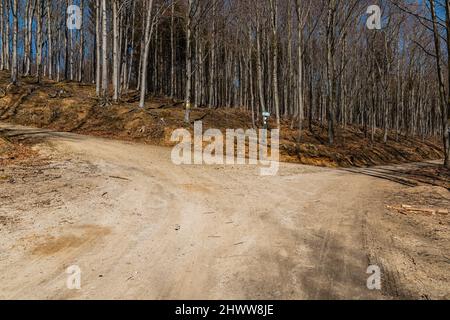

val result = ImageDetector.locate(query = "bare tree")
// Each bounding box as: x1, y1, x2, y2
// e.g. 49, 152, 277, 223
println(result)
294, 0, 311, 139
139, 0, 155, 108
184, 0, 194, 122
95, 0, 101, 95
36, 0, 44, 82
78, 0, 84, 82
101, 0, 108, 98
47, 0, 54, 79
11, 0, 18, 84
112, 0, 120, 101
269, 0, 281, 127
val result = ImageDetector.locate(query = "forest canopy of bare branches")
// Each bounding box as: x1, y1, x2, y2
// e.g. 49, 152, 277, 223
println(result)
0, 0, 449, 167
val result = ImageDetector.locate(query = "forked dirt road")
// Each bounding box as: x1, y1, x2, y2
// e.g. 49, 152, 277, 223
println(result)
0, 123, 436, 299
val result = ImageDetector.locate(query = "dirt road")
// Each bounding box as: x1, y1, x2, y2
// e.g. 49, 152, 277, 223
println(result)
0, 123, 447, 300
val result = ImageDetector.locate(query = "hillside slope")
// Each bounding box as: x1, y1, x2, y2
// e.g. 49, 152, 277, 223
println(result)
0, 72, 444, 168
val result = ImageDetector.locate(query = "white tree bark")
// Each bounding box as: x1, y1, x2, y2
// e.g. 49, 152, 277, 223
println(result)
295, 0, 305, 139
101, 0, 108, 97
46, 0, 53, 79
256, 8, 266, 116
139, 0, 155, 108
269, 0, 280, 127
326, 0, 337, 144
112, 0, 120, 101
24, 0, 36, 76
4, 0, 10, 71
36, 0, 44, 82
11, 0, 18, 84
184, 0, 194, 122
126, 0, 136, 91
78, 0, 84, 82
95, 0, 101, 95
170, 0, 176, 98
0, 0, 3, 70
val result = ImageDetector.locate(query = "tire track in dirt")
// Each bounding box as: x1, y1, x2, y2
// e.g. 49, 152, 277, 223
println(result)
0, 123, 403, 299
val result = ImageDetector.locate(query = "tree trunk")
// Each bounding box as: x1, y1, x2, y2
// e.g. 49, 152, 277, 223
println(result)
64, 0, 69, 79
95, 0, 101, 95
170, 0, 176, 98
126, 0, 136, 91
4, 0, 9, 71
443, 0, 450, 168
112, 0, 119, 101
0, 0, 3, 70
295, 0, 305, 140
11, 0, 18, 84
139, 0, 155, 108
101, 0, 108, 98
36, 0, 44, 82
78, 0, 84, 82
184, 0, 194, 123
208, 1, 216, 108
24, 0, 36, 76
269, 0, 281, 127
429, 0, 449, 167
326, 0, 337, 144
47, 0, 53, 79
256, 10, 266, 116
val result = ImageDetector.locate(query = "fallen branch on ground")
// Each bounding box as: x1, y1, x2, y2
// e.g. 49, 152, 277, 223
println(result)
387, 204, 449, 216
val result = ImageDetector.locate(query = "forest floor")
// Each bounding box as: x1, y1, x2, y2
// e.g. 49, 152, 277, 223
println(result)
0, 71, 445, 168
0, 123, 448, 299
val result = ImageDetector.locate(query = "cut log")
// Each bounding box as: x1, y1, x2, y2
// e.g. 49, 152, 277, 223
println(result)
388, 205, 449, 216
